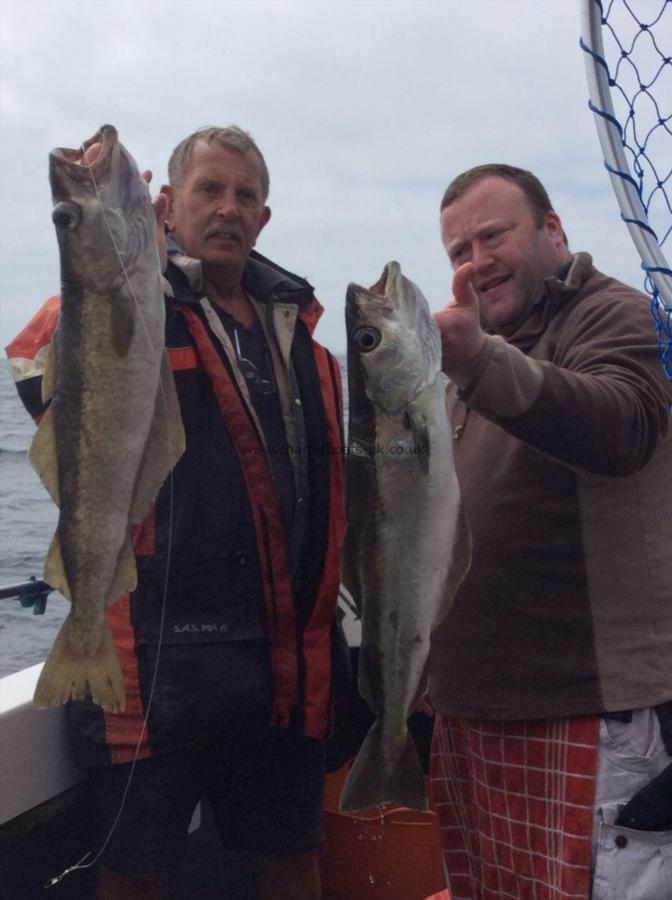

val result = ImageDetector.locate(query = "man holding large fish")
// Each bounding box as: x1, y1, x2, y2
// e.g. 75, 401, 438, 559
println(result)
7, 125, 345, 899
427, 164, 672, 899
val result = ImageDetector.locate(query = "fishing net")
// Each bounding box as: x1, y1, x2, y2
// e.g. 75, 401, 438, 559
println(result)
581, 0, 672, 381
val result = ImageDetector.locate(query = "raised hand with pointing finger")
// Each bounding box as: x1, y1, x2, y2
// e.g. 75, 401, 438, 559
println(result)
433, 261, 486, 387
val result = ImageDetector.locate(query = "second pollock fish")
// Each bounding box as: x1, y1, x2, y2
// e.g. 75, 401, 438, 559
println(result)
340, 261, 470, 812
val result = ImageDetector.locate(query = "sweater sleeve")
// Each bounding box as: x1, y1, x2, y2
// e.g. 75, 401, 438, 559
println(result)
461, 284, 672, 476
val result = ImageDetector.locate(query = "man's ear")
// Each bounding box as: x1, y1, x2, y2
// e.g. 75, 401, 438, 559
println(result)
545, 210, 565, 247
253, 206, 272, 246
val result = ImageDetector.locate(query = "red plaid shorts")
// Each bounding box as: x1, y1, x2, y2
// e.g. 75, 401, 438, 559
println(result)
429, 714, 601, 900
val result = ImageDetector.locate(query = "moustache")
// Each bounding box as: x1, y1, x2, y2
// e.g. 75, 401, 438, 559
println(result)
204, 225, 243, 242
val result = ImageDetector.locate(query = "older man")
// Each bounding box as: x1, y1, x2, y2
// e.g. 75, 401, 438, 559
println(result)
428, 164, 672, 899
7, 127, 345, 899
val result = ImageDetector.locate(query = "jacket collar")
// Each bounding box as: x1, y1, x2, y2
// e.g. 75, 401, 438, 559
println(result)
164, 234, 323, 334
496, 252, 594, 351
544, 251, 594, 307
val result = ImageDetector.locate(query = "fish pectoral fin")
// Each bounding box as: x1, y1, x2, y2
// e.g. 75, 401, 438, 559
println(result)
33, 615, 126, 712
357, 643, 384, 714
43, 530, 71, 599
29, 406, 60, 505
435, 501, 472, 628
111, 284, 136, 357
339, 722, 427, 812
41, 338, 58, 405
404, 406, 430, 475
129, 351, 186, 524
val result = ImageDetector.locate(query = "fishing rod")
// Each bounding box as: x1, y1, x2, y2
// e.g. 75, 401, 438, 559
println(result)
0, 578, 54, 615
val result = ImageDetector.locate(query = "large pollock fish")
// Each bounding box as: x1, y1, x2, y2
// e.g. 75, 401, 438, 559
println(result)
340, 261, 470, 812
30, 125, 185, 711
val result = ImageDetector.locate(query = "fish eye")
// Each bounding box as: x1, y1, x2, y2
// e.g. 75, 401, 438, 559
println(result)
52, 201, 81, 231
353, 327, 381, 353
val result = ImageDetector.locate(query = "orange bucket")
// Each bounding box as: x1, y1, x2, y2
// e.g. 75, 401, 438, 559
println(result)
320, 765, 448, 900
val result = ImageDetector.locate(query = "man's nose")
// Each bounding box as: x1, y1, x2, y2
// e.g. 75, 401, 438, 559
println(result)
215, 192, 240, 219
471, 242, 495, 270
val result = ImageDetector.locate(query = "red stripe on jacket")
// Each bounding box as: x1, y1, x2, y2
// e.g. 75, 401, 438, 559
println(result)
167, 346, 198, 371
301, 345, 346, 737
104, 593, 151, 763
179, 305, 299, 728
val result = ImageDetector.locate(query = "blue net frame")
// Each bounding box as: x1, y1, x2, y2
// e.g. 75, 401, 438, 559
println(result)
581, 0, 672, 381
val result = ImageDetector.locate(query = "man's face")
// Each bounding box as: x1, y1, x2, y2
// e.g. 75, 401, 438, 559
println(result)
166, 141, 270, 274
440, 176, 568, 329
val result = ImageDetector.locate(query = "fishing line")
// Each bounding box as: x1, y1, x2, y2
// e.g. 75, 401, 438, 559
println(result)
46, 140, 178, 887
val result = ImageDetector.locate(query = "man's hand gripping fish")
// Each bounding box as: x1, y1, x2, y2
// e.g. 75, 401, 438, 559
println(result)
30, 125, 185, 712
340, 261, 470, 812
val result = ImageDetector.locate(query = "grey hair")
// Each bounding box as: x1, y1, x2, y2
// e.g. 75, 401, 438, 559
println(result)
167, 126, 270, 199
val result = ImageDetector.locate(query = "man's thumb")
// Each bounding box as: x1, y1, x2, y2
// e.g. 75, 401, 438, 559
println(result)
452, 262, 478, 308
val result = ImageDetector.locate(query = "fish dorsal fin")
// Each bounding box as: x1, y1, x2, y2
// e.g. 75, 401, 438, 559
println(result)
404, 405, 430, 475
28, 404, 61, 506
129, 351, 186, 523
435, 502, 472, 630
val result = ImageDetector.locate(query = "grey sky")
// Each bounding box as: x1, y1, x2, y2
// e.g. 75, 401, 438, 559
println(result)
0, 0, 667, 354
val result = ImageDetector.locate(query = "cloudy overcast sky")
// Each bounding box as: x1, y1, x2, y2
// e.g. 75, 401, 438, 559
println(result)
1, 0, 668, 354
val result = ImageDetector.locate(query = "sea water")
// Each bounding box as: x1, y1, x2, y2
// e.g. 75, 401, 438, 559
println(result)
0, 359, 68, 677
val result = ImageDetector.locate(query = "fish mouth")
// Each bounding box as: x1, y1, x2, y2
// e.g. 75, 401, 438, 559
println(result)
346, 260, 402, 311
49, 124, 119, 184
371, 260, 401, 298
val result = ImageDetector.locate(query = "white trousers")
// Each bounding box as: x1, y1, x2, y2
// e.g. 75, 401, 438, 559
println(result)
592, 708, 672, 899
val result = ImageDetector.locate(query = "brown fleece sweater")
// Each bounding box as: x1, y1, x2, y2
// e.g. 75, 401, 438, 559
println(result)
429, 253, 672, 719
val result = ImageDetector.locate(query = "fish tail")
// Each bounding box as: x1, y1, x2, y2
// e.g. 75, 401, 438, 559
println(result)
339, 721, 428, 812
32, 615, 126, 713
